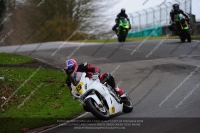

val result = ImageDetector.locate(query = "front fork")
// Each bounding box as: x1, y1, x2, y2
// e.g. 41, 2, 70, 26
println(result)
179, 21, 190, 37
180, 21, 188, 30
117, 27, 121, 36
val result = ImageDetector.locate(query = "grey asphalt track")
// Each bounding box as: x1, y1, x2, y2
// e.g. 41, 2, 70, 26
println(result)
1, 39, 200, 133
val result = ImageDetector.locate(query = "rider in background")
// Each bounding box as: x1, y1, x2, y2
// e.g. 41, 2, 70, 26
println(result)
63, 59, 124, 96
112, 8, 131, 32
168, 4, 190, 34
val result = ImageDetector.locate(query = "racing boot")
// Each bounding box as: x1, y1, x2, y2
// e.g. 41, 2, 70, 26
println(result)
112, 24, 118, 32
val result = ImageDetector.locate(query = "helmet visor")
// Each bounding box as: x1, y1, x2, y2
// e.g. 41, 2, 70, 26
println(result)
65, 66, 75, 75
174, 6, 179, 11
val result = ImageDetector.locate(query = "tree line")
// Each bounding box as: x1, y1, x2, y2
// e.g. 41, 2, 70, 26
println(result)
0, 0, 118, 45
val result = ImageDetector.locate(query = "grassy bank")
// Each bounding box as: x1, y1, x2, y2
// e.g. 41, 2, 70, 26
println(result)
0, 53, 35, 64
0, 53, 83, 133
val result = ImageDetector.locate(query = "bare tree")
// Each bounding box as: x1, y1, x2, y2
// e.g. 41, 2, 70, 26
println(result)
1, 0, 119, 45
0, 0, 6, 32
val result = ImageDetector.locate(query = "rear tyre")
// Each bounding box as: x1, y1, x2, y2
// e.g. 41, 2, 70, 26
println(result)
121, 95, 133, 113
85, 98, 110, 120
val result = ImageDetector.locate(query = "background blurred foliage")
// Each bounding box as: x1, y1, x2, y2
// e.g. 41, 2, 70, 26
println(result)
0, 0, 117, 45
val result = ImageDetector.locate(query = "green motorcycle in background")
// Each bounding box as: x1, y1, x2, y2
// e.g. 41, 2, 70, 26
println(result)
116, 17, 131, 42
173, 15, 191, 42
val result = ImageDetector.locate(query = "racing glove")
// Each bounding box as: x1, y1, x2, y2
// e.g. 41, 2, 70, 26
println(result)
185, 18, 190, 24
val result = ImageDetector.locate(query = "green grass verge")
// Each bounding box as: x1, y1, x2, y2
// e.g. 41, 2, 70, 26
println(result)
71, 35, 200, 43
0, 53, 35, 64
0, 53, 83, 133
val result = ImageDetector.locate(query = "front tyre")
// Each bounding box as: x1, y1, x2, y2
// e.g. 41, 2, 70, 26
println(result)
82, 105, 90, 112
85, 98, 110, 120
185, 29, 191, 42
180, 35, 185, 42
121, 31, 127, 42
121, 94, 133, 113
118, 37, 122, 42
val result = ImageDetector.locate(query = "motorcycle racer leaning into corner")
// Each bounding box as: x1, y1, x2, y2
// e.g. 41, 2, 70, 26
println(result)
168, 3, 190, 34
63, 59, 124, 98
112, 8, 131, 32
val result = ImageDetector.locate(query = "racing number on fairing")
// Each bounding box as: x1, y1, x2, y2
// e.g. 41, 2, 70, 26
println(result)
74, 82, 83, 94
76, 84, 82, 92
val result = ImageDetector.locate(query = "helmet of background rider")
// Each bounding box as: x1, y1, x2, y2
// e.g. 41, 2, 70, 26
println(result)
63, 59, 78, 76
173, 4, 179, 13
121, 8, 126, 15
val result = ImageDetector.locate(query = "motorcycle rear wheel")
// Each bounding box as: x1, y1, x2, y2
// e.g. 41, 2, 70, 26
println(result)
121, 95, 133, 113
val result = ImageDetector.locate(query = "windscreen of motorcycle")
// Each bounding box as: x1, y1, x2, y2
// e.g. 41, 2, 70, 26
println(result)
174, 14, 180, 22
122, 19, 128, 23
75, 72, 82, 82
69, 72, 83, 86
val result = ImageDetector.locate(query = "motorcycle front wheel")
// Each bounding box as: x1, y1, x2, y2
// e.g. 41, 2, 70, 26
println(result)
185, 29, 191, 42
85, 98, 110, 120
180, 35, 186, 42
121, 31, 127, 42
118, 37, 122, 42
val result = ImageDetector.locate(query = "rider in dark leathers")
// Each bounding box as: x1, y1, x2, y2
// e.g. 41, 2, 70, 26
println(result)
112, 8, 131, 32
168, 4, 190, 34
